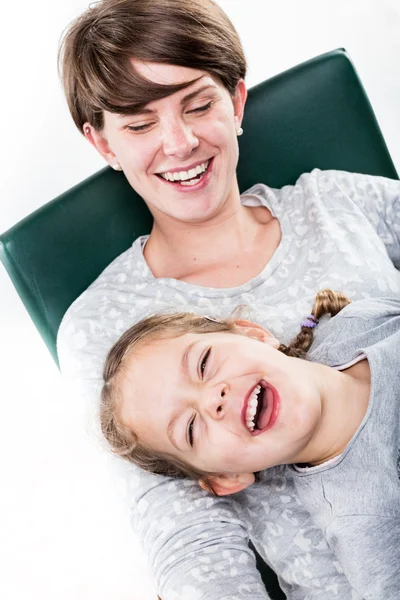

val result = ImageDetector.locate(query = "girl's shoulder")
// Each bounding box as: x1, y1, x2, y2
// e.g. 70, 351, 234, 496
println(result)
308, 296, 400, 368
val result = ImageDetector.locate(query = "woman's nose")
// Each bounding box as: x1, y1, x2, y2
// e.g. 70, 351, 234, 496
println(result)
162, 120, 199, 158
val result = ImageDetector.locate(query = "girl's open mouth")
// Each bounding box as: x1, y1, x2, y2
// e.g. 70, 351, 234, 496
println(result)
242, 380, 280, 435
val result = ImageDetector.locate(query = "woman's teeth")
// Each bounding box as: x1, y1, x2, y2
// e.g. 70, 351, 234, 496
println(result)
245, 384, 261, 432
159, 160, 210, 184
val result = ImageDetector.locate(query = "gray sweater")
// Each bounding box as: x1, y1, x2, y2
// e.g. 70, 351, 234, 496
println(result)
58, 170, 400, 599
292, 297, 400, 599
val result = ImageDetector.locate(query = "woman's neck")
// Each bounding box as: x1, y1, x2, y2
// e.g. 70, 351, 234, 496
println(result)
143, 200, 279, 286
297, 360, 371, 467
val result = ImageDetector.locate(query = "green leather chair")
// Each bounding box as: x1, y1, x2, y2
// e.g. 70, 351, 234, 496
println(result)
1, 48, 398, 599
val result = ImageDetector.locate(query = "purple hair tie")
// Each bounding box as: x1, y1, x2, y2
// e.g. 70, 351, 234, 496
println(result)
301, 315, 319, 329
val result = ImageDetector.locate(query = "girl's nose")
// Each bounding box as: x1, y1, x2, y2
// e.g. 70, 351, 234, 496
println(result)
162, 120, 199, 158
203, 383, 228, 420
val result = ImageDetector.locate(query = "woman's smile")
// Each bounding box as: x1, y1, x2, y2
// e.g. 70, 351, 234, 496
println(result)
154, 156, 215, 193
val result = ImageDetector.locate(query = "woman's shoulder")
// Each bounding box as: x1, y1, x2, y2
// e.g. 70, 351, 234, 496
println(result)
244, 169, 399, 230
241, 169, 369, 207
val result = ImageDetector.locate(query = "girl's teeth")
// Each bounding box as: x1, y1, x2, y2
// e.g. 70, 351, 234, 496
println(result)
245, 384, 262, 432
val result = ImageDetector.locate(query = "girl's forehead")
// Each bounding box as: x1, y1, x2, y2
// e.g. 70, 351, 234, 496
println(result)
124, 331, 213, 375
127, 330, 247, 381
125, 333, 190, 374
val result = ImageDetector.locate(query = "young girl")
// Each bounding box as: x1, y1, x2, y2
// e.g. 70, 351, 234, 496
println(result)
101, 290, 400, 599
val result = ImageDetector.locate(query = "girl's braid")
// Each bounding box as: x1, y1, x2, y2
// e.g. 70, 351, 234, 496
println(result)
278, 289, 351, 358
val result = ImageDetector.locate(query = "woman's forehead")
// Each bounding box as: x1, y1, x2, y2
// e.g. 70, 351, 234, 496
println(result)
130, 59, 211, 86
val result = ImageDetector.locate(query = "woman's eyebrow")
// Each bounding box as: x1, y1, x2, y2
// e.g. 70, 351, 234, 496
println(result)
180, 84, 217, 105
116, 82, 216, 119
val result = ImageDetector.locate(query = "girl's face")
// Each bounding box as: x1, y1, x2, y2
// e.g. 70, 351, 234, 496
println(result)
85, 62, 247, 225
119, 326, 325, 478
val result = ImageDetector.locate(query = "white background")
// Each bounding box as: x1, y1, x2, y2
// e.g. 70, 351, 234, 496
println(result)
1, 1, 399, 599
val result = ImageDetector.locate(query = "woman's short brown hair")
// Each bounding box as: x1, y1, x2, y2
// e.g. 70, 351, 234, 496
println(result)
59, 0, 247, 132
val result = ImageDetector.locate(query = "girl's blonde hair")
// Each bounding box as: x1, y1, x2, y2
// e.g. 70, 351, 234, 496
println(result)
100, 289, 350, 492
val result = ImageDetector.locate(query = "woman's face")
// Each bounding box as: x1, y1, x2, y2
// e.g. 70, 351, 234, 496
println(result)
87, 62, 247, 224
119, 326, 325, 477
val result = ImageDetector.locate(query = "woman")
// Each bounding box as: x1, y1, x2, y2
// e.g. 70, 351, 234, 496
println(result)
57, 0, 400, 598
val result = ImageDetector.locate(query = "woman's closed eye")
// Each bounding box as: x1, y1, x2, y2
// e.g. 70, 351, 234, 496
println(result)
186, 100, 214, 115
126, 101, 214, 134
126, 122, 154, 133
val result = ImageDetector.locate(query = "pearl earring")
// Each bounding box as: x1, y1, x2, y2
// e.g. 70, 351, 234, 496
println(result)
236, 127, 243, 136
112, 163, 122, 171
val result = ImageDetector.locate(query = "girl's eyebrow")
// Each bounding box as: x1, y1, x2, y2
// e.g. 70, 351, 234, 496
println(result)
166, 341, 200, 451
167, 409, 186, 452
181, 340, 198, 376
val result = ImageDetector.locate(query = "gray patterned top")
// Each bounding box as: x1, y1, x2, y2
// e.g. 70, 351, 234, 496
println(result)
58, 169, 400, 599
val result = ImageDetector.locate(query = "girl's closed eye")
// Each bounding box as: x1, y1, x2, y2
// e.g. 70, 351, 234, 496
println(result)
188, 347, 211, 447
199, 347, 211, 379
188, 416, 196, 447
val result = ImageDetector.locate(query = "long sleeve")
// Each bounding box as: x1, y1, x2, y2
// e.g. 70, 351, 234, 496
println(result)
115, 460, 270, 599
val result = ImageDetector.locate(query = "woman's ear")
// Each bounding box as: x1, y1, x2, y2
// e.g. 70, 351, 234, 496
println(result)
83, 122, 120, 169
199, 472, 255, 496
233, 320, 280, 348
232, 79, 247, 128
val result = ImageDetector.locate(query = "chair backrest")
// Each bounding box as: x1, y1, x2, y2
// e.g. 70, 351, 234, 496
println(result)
1, 49, 398, 366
